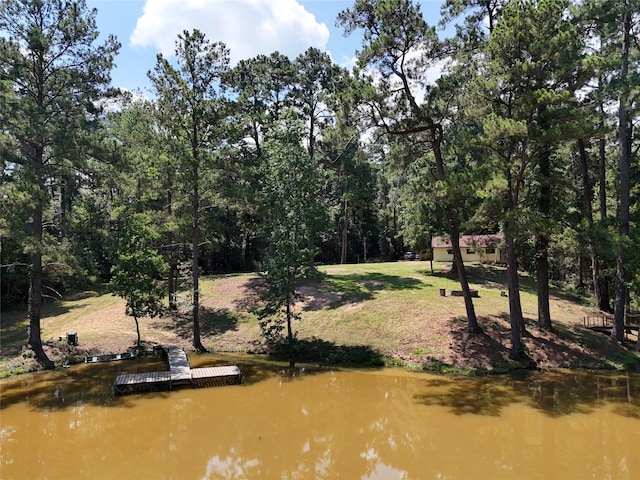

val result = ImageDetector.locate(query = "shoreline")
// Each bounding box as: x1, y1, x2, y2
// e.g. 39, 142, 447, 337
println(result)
3, 324, 639, 379
2, 265, 639, 378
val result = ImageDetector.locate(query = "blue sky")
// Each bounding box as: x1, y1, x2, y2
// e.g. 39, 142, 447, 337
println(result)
87, 0, 446, 95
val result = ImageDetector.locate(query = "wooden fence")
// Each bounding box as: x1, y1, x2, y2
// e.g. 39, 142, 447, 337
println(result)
582, 313, 640, 341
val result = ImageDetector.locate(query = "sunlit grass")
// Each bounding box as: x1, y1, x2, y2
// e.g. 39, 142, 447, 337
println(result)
4, 260, 630, 375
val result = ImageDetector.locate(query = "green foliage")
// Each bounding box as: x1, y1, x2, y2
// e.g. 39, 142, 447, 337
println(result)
1, 0, 638, 355
148, 29, 231, 351
110, 213, 166, 348
257, 133, 323, 349
0, 0, 120, 365
463, 0, 589, 243
338, 0, 440, 123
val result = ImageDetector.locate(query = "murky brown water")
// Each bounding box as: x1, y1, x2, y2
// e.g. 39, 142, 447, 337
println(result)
1, 355, 639, 479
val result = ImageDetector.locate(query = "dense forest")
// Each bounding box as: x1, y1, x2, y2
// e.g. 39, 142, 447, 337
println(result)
1, 0, 638, 365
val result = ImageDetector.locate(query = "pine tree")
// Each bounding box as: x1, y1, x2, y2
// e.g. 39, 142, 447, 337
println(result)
148, 30, 230, 352
338, 0, 481, 333
0, 0, 119, 366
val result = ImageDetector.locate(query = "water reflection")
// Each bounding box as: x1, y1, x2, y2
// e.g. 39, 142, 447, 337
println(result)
414, 369, 640, 418
0, 356, 168, 411
1, 358, 639, 479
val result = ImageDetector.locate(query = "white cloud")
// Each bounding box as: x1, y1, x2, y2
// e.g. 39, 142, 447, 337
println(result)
338, 54, 357, 71
130, 0, 330, 64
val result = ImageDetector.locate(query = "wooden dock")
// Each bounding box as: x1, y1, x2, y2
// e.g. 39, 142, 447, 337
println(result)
163, 345, 193, 386
113, 346, 242, 395
85, 351, 137, 363
113, 371, 171, 395
192, 366, 243, 388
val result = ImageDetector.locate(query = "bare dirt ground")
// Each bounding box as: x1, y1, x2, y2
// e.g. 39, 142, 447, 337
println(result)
2, 274, 638, 375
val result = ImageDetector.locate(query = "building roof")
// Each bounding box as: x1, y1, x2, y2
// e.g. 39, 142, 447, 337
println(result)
431, 234, 504, 249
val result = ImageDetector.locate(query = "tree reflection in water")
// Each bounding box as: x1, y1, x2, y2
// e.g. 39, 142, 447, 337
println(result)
1, 359, 638, 479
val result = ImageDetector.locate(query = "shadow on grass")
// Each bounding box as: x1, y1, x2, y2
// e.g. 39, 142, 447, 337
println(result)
40, 291, 104, 319
490, 313, 637, 370
413, 317, 640, 418
0, 312, 29, 360
428, 264, 528, 291
234, 273, 428, 313
427, 264, 590, 304
318, 272, 428, 309
446, 316, 516, 373
554, 323, 640, 369
234, 277, 266, 312
171, 307, 241, 340
1, 294, 100, 359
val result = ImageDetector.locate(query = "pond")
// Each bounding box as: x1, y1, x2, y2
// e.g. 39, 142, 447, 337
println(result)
1, 355, 638, 479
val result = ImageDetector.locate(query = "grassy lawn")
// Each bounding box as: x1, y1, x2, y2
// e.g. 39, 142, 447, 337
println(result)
1, 261, 638, 376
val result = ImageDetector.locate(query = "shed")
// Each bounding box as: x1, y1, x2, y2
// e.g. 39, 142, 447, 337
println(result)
431, 234, 505, 263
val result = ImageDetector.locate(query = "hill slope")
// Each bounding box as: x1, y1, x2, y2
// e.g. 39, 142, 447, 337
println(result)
1, 262, 638, 375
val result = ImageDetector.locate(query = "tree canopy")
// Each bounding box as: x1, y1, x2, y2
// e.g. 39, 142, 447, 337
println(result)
2, 0, 638, 362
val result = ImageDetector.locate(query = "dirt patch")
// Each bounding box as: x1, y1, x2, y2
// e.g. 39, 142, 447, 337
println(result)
345, 301, 363, 311
400, 276, 423, 282
2, 272, 639, 376
299, 285, 342, 310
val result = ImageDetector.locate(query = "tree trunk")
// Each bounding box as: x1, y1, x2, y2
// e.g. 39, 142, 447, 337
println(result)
363, 236, 367, 263
29, 247, 53, 368
449, 217, 480, 333
167, 261, 177, 310
432, 137, 479, 333
286, 293, 294, 346
341, 196, 348, 264
506, 233, 524, 359
134, 316, 141, 349
167, 189, 178, 310
192, 174, 205, 352
598, 124, 607, 221
535, 108, 552, 331
597, 110, 611, 312
578, 253, 584, 289
612, 1, 631, 344
28, 149, 54, 368
577, 139, 603, 310
535, 234, 552, 330
392, 206, 399, 256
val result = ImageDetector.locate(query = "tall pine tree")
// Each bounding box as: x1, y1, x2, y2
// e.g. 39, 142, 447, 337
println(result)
0, 0, 119, 366
148, 30, 230, 351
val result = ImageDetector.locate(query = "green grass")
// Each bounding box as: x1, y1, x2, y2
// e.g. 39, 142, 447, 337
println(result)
2, 261, 638, 375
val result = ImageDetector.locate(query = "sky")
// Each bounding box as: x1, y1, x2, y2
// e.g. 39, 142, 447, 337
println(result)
86, 0, 446, 95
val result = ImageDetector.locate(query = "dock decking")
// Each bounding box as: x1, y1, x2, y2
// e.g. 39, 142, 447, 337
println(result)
114, 371, 171, 395
163, 345, 193, 385
192, 366, 243, 388
113, 346, 242, 395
